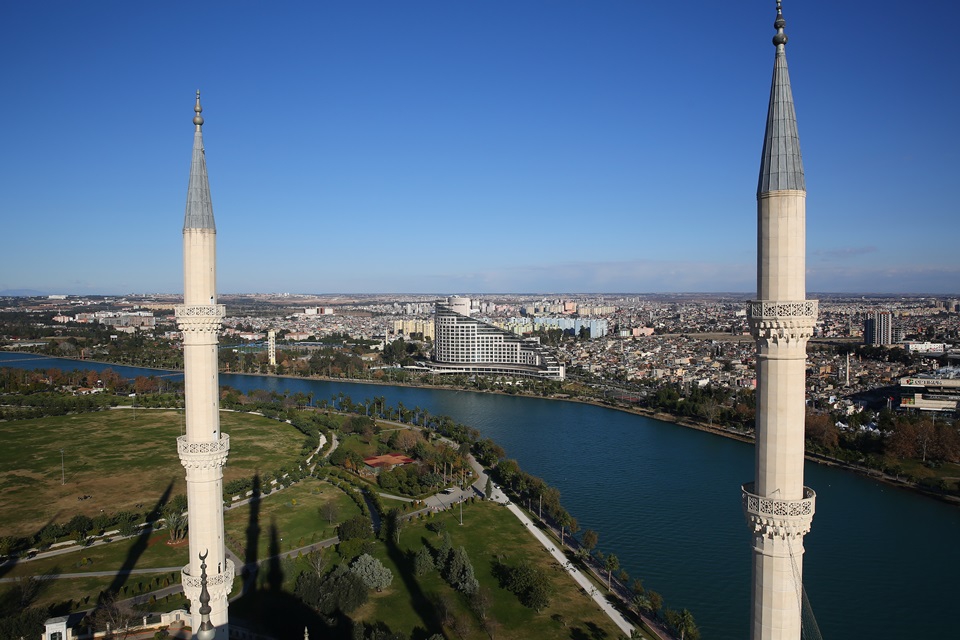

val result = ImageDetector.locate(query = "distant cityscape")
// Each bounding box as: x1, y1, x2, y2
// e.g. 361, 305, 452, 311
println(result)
3, 291, 958, 416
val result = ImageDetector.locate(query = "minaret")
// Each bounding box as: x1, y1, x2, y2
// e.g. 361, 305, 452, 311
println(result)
743, 3, 817, 640
176, 91, 233, 638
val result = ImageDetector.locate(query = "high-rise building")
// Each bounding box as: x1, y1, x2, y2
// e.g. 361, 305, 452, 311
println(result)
176, 92, 233, 638
864, 311, 893, 345
431, 296, 564, 380
742, 4, 817, 639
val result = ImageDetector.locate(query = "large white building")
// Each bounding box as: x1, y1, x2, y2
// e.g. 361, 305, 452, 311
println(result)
431, 296, 564, 380
899, 368, 960, 413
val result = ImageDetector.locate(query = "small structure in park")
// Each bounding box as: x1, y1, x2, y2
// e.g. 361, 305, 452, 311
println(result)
363, 453, 415, 475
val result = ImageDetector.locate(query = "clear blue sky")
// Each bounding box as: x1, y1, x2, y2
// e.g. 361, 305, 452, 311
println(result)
1, 1, 957, 296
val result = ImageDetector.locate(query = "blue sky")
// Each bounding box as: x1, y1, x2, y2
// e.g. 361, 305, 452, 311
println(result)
1, 1, 957, 296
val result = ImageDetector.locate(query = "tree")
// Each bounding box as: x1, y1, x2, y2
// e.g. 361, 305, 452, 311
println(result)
338, 515, 373, 541
666, 608, 700, 640
485, 477, 493, 500
296, 565, 368, 615
305, 549, 328, 577
162, 505, 187, 543
556, 509, 573, 545
470, 588, 493, 623
805, 413, 839, 450
647, 590, 663, 615
500, 560, 552, 611
384, 508, 403, 544
414, 545, 434, 576
321, 501, 339, 525
92, 591, 136, 639
605, 553, 620, 589
391, 429, 420, 452
350, 553, 393, 592
581, 529, 598, 556
699, 398, 721, 427
444, 546, 479, 595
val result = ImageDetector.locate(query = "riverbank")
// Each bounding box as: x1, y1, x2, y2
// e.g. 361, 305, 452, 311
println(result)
4, 351, 957, 507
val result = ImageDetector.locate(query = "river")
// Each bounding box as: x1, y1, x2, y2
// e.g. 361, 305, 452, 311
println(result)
2, 352, 957, 638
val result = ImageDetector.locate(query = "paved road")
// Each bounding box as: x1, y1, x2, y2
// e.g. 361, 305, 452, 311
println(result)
0, 566, 181, 583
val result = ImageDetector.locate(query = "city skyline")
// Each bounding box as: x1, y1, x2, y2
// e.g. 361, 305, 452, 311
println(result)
2, 1, 958, 295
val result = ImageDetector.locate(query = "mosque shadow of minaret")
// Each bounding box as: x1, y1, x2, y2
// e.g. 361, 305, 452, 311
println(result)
104, 481, 173, 598
228, 474, 432, 638
384, 533, 442, 636
230, 509, 341, 639
0, 512, 62, 580
239, 473, 261, 596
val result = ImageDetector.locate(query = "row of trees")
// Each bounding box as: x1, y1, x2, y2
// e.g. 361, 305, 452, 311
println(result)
0, 494, 188, 559
488, 450, 701, 639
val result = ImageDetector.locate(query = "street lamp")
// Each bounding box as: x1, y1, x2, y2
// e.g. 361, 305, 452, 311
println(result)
60, 448, 65, 485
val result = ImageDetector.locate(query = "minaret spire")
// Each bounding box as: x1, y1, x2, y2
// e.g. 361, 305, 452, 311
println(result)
743, 2, 818, 639
758, 0, 804, 196
184, 91, 216, 231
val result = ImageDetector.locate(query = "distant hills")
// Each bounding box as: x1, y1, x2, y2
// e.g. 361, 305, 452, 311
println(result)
0, 289, 47, 297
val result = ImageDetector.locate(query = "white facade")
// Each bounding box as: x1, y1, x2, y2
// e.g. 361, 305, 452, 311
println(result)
433, 297, 564, 380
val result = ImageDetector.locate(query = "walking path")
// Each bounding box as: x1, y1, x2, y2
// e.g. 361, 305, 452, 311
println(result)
504, 502, 635, 637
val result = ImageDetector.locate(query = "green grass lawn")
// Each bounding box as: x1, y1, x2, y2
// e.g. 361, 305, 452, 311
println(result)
4, 491, 625, 639
0, 409, 307, 537
894, 457, 960, 491
223, 477, 361, 560
2, 530, 184, 579
336, 433, 380, 459
358, 500, 622, 640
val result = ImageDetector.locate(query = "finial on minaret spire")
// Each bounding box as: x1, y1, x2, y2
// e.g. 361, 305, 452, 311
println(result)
773, 1, 788, 47
193, 90, 204, 129
197, 550, 216, 640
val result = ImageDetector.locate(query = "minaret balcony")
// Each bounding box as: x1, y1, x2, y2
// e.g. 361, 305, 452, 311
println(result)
178, 434, 230, 472
747, 300, 817, 321
175, 304, 226, 333
742, 482, 815, 540
182, 558, 235, 602
747, 300, 817, 343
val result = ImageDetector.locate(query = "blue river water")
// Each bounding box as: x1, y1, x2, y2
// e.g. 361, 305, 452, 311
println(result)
2, 352, 957, 638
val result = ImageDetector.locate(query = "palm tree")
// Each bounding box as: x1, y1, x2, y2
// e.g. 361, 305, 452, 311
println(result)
676, 608, 697, 640
604, 553, 619, 589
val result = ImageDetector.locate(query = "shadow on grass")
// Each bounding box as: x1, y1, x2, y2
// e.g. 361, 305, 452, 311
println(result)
229, 474, 346, 639
0, 512, 65, 581
104, 481, 172, 597
240, 473, 261, 596
384, 536, 443, 639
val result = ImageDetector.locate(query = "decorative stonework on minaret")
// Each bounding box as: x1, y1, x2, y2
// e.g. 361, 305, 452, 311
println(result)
742, 3, 817, 639
176, 91, 233, 638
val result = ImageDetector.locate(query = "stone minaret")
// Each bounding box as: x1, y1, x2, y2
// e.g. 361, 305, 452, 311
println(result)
176, 91, 233, 638
743, 3, 817, 639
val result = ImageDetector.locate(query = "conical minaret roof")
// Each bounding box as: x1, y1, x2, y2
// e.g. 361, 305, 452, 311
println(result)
184, 91, 216, 230
757, 1, 805, 195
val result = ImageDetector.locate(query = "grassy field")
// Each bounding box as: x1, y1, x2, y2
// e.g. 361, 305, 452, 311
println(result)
2, 407, 627, 639
0, 409, 307, 537
4, 487, 625, 639
359, 500, 622, 640
223, 477, 361, 560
